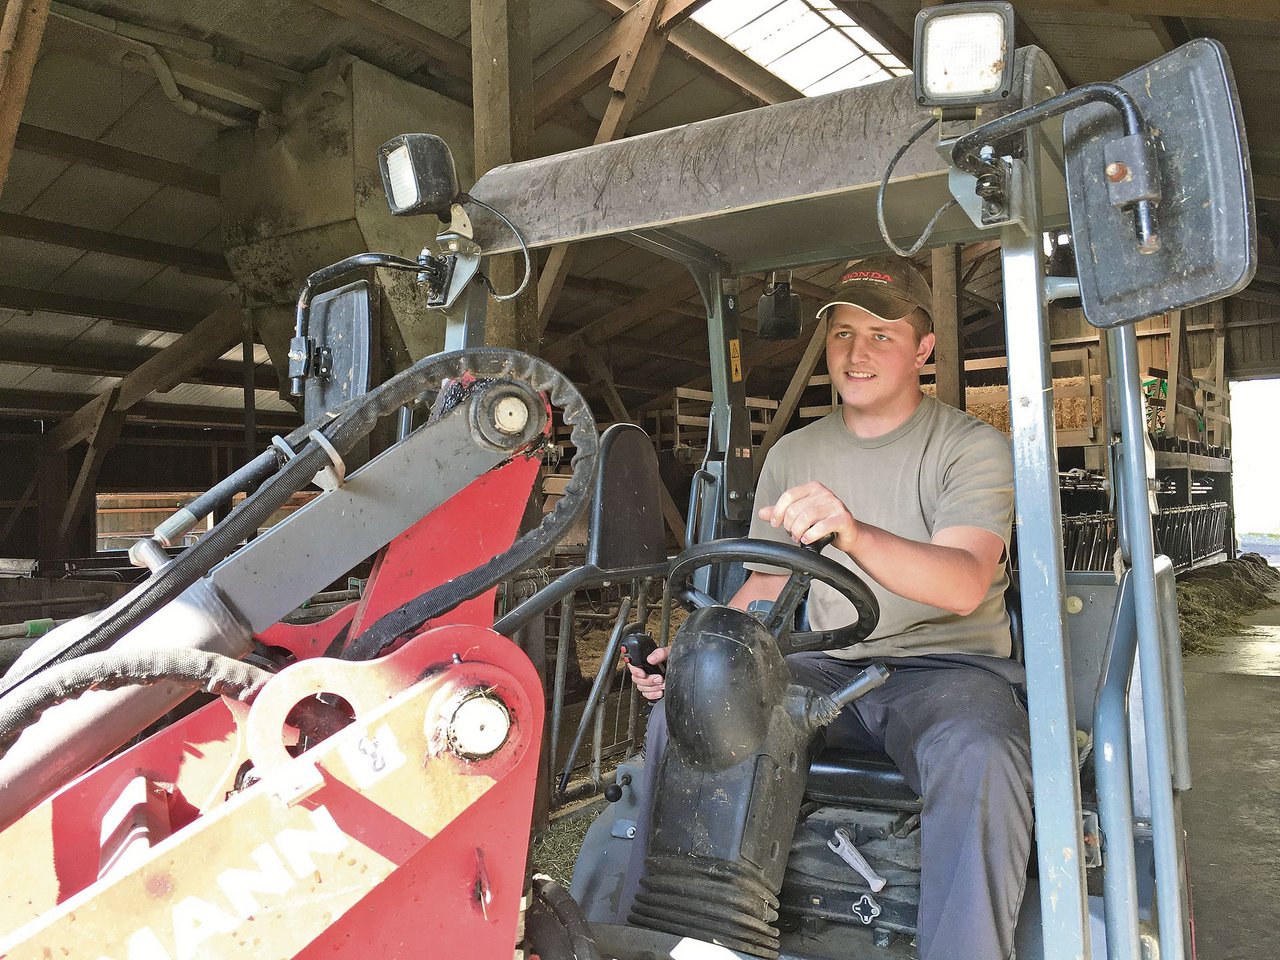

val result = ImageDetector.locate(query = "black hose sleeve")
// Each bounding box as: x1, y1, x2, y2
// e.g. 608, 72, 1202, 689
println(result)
0, 650, 271, 759
169, 447, 281, 542
343, 353, 597, 661
0, 348, 570, 697
530, 875, 603, 960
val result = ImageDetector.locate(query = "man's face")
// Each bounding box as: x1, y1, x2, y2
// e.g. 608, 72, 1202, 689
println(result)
824, 304, 935, 416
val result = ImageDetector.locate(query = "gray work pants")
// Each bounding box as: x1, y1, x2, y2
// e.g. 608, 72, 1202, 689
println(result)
621, 653, 1033, 960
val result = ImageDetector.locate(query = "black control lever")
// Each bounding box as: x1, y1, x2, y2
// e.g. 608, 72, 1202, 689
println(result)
622, 630, 664, 677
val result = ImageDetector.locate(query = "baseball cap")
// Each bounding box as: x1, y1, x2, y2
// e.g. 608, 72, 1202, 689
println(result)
816, 256, 933, 330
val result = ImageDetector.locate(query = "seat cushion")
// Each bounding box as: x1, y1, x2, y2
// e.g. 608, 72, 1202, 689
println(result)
805, 747, 923, 812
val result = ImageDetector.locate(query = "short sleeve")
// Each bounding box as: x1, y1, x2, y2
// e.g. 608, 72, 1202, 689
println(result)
743, 443, 796, 574
933, 426, 1015, 546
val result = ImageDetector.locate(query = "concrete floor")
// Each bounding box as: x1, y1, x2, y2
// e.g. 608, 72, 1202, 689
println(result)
1183, 599, 1280, 958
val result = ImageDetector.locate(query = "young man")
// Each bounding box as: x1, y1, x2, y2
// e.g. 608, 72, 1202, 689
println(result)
627, 256, 1031, 960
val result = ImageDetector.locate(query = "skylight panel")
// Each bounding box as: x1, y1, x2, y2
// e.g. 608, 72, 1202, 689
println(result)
768, 29, 864, 91
731, 5, 826, 66
692, 0, 782, 39
691, 0, 907, 97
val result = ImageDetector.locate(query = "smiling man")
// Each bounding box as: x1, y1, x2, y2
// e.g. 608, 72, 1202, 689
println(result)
629, 256, 1031, 960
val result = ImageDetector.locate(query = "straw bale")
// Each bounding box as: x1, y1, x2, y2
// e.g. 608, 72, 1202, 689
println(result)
921, 376, 1103, 434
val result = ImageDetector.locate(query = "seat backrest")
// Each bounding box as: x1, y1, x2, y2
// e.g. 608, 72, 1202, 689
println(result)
1005, 581, 1024, 664
585, 423, 667, 569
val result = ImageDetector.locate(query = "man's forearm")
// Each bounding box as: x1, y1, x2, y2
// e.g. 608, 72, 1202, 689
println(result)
727, 572, 790, 612
846, 523, 992, 616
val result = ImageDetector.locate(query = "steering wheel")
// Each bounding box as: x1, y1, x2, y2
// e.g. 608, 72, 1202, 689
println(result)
659, 537, 880, 655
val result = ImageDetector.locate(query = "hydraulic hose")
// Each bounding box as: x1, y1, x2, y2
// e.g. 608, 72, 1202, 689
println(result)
342, 352, 597, 660
2, 348, 591, 697
0, 649, 270, 759
529, 875, 603, 960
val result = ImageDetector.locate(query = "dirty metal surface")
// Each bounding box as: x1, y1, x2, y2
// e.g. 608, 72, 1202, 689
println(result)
467, 48, 1069, 275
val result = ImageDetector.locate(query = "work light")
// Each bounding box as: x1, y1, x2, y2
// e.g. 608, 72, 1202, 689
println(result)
913, 2, 1015, 109
376, 133, 460, 218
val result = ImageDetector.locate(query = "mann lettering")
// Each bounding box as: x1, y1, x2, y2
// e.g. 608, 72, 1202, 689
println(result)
96, 805, 351, 960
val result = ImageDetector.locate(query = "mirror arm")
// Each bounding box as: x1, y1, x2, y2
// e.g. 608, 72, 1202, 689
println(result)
951, 81, 1160, 253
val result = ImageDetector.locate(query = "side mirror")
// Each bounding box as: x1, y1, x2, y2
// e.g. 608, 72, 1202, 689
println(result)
1064, 39, 1256, 328
302, 280, 374, 422
757, 276, 802, 340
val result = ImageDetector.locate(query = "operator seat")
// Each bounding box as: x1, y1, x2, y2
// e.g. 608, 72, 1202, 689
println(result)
802, 583, 1024, 812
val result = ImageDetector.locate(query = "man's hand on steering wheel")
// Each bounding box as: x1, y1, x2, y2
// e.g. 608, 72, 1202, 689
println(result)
760, 481, 861, 555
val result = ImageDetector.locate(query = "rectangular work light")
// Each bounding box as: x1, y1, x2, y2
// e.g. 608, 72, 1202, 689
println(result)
376, 133, 460, 218
913, 2, 1016, 109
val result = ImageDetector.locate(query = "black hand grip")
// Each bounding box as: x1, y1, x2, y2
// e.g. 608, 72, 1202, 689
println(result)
622, 633, 664, 676
804, 532, 836, 553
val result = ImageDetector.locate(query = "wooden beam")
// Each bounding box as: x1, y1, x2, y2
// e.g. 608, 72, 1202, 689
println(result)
658, 0, 711, 32
54, 386, 125, 553
533, 2, 644, 123
932, 244, 965, 410
598, 0, 670, 135
1235, 285, 1280, 308
756, 320, 827, 474
43, 301, 244, 451
472, 0, 537, 351
0, 388, 296, 430
1254, 173, 1280, 202
0, 284, 204, 333
832, 1, 913, 66
607, 333, 706, 364
586, 0, 801, 105
536, 0, 670, 334
13, 124, 220, 196
1145, 15, 1193, 53
0, 0, 52, 199
537, 244, 578, 336
35, 448, 65, 559
560, 273, 707, 320
0, 341, 277, 391
1006, 10, 1076, 88
1163, 309, 1182, 437
0, 467, 39, 545
543, 261, 698, 367
303, 0, 471, 82
0, 212, 232, 280
581, 347, 686, 547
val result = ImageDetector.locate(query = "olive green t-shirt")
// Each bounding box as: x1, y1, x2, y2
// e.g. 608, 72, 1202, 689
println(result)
746, 394, 1015, 659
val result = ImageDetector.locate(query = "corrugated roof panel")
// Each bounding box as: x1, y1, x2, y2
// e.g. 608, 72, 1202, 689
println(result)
20, 166, 163, 231
113, 188, 221, 249
0, 152, 71, 215
45, 253, 167, 302
147, 381, 293, 412
59, 321, 174, 352
0, 310, 97, 343
0, 366, 114, 393
0, 363, 41, 389
21, 41, 156, 139
125, 269, 234, 310
0, 236, 85, 287
99, 86, 224, 166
